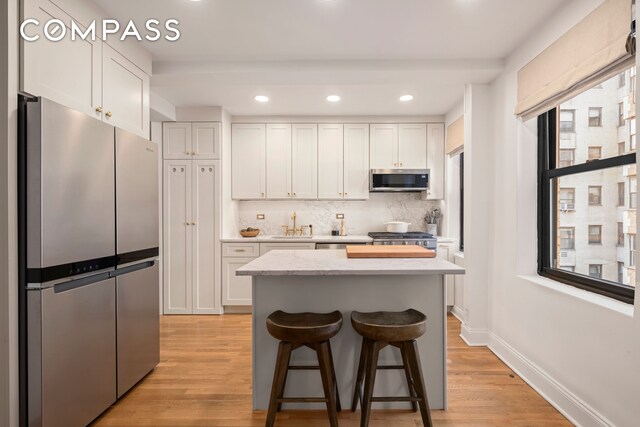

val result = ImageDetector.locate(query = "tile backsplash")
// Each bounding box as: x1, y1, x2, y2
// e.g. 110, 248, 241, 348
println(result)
237, 193, 442, 236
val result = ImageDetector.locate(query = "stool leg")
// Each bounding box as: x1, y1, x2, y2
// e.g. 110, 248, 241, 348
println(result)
360, 340, 380, 427
327, 340, 342, 412
276, 343, 293, 412
399, 343, 418, 412
351, 337, 369, 411
403, 340, 433, 427
266, 341, 292, 427
317, 341, 339, 427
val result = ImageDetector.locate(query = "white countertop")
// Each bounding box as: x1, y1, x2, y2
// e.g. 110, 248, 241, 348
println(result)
221, 235, 373, 243
236, 249, 466, 276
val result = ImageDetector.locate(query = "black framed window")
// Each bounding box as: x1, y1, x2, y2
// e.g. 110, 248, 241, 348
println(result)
538, 67, 637, 304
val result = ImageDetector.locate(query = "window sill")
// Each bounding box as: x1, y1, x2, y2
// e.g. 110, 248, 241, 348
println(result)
517, 274, 635, 317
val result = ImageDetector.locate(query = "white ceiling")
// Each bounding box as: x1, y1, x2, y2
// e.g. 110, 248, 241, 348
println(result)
94, 0, 569, 116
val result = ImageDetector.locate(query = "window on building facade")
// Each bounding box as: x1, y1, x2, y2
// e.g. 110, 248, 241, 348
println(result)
619, 102, 626, 127
618, 222, 624, 246
559, 227, 575, 249
588, 186, 602, 205
619, 72, 626, 88
589, 264, 603, 279
588, 225, 602, 244
630, 234, 636, 267
558, 149, 575, 167
632, 134, 637, 152
588, 107, 602, 127
559, 109, 576, 133
538, 66, 637, 304
559, 188, 575, 210
588, 146, 602, 161
631, 179, 637, 208
618, 182, 625, 206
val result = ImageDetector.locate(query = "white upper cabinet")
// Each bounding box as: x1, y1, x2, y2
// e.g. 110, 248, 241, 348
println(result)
425, 123, 445, 200
163, 122, 220, 160
232, 124, 266, 200
318, 124, 344, 200
102, 44, 150, 138
163, 123, 192, 160
370, 124, 398, 169
192, 122, 221, 160
265, 124, 292, 199
291, 124, 318, 199
398, 124, 427, 169
343, 124, 370, 200
21, 0, 151, 138
21, 0, 102, 119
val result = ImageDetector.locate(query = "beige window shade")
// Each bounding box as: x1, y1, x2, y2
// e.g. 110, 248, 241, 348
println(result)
446, 116, 464, 154
516, 0, 633, 120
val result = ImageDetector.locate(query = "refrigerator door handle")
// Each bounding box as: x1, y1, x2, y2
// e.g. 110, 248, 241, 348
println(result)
111, 260, 156, 277
53, 272, 113, 294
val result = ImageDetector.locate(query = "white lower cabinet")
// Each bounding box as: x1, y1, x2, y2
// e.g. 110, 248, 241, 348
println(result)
221, 242, 315, 307
436, 241, 456, 307
222, 257, 256, 306
163, 160, 221, 314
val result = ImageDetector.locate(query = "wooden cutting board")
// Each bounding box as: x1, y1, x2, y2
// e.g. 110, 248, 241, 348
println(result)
346, 245, 436, 258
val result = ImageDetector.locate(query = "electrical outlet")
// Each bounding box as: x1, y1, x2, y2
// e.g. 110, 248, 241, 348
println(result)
256, 214, 265, 220
336, 213, 344, 219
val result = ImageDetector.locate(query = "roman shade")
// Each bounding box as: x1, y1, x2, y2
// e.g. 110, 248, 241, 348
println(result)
446, 116, 464, 154
516, 0, 634, 120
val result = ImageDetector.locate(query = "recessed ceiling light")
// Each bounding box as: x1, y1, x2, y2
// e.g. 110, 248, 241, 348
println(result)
327, 95, 341, 102
254, 95, 269, 103
399, 94, 414, 102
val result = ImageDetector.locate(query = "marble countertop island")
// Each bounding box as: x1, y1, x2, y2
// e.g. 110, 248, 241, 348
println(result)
236, 249, 465, 276
221, 235, 373, 243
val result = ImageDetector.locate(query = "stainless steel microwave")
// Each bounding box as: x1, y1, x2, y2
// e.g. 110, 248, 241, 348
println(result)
369, 169, 430, 192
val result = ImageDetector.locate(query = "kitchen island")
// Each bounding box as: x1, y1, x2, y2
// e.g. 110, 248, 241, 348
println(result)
237, 249, 465, 411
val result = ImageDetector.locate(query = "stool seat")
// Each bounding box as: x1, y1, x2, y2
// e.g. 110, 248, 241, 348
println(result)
351, 309, 426, 343
267, 310, 343, 344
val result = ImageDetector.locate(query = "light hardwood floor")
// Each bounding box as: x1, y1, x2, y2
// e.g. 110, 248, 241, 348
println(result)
92, 314, 571, 427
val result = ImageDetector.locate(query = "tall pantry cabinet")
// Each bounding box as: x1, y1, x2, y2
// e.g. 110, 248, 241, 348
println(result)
163, 122, 222, 314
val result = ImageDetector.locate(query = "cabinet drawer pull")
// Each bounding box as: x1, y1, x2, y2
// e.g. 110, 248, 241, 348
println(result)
105, 111, 112, 118
95, 106, 103, 113
234, 249, 246, 252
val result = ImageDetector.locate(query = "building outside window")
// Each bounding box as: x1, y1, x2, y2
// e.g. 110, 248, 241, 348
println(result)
618, 222, 624, 246
589, 264, 603, 278
559, 188, 575, 210
588, 146, 602, 161
559, 149, 575, 167
618, 182, 625, 206
538, 66, 637, 304
619, 102, 626, 127
559, 109, 576, 133
559, 227, 575, 249
588, 225, 602, 244
630, 234, 636, 267
619, 72, 626, 88
588, 186, 602, 205
588, 107, 602, 126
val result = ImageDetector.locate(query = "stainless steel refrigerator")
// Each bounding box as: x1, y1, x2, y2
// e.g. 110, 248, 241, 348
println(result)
20, 97, 159, 427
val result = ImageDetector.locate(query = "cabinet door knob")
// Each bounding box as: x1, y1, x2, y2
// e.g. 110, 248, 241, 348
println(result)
95, 106, 103, 113
105, 111, 113, 118
344, 192, 348, 196
293, 193, 296, 197
400, 162, 403, 167
338, 192, 342, 195
185, 222, 190, 226
191, 222, 196, 226
191, 152, 196, 155
288, 192, 291, 196
262, 192, 265, 197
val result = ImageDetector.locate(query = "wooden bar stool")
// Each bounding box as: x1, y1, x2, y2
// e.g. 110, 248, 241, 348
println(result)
265, 310, 343, 427
350, 309, 432, 427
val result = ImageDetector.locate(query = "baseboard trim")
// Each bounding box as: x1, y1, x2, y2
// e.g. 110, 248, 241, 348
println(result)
488, 332, 613, 427
459, 322, 489, 346
450, 305, 465, 322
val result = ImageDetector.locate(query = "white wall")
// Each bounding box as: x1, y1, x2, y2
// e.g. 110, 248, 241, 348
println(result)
1, 0, 19, 425
481, 0, 640, 425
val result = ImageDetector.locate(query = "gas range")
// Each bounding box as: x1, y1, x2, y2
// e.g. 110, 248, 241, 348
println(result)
368, 232, 437, 250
